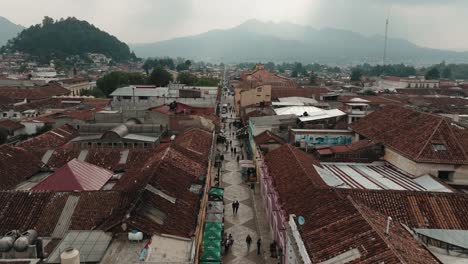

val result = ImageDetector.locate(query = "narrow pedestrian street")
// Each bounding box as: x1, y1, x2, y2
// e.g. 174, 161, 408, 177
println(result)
218, 90, 277, 264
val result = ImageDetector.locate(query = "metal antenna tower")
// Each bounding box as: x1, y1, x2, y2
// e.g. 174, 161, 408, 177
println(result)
383, 17, 389, 65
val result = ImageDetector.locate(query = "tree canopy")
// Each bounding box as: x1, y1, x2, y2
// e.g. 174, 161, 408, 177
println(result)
1, 17, 136, 63
425, 68, 440, 80
352, 63, 416, 77
149, 66, 173, 87
350, 68, 362, 81
177, 72, 198, 86
96, 71, 146, 97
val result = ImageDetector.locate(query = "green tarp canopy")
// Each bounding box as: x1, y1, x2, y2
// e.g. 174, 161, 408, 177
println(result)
203, 239, 221, 249
208, 187, 224, 197
206, 213, 223, 223
199, 245, 221, 262
203, 222, 223, 241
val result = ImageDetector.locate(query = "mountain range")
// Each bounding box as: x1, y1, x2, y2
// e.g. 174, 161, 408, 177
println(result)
131, 19, 468, 65
0, 16, 24, 46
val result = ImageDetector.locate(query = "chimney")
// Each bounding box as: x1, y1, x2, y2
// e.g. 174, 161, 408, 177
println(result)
385, 216, 392, 236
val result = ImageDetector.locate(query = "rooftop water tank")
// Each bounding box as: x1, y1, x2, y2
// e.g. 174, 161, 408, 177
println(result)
13, 230, 38, 252
0, 230, 20, 252
60, 247, 80, 264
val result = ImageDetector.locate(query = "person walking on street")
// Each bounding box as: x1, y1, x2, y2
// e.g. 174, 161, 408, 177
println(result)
234, 200, 239, 214
237, 155, 240, 163
231, 201, 235, 215
246, 235, 252, 252
233, 147, 237, 155
257, 239, 262, 255
230, 147, 233, 154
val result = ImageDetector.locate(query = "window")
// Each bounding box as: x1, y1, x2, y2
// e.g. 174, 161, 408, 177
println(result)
139, 96, 148, 100
432, 144, 446, 151
123, 96, 131, 100
438, 171, 454, 182
257, 87, 262, 92
2, 113, 6, 117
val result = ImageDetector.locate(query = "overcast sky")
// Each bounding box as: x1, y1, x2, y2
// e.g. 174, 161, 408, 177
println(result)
1, 0, 467, 51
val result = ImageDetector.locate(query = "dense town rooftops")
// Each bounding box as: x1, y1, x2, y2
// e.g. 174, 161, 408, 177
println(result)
265, 144, 326, 209
0, 145, 43, 190
254, 130, 286, 145
338, 188, 468, 230
288, 189, 440, 263
350, 105, 468, 164
33, 159, 114, 191
17, 124, 78, 156
0, 118, 24, 130
0, 83, 70, 101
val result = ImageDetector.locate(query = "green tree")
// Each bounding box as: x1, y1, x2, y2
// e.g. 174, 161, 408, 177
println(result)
442, 67, 452, 79
81, 87, 106, 98
425, 68, 440, 80
184, 60, 192, 68
291, 70, 298, 78
362, 90, 377, 96
149, 66, 173, 87
42, 16, 54, 26
176, 63, 189, 72
3, 17, 134, 63
97, 71, 146, 96
177, 72, 198, 86
350, 68, 362, 81
309, 72, 318, 85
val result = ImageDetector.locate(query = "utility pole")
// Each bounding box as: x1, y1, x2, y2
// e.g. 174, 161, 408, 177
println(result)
383, 17, 389, 66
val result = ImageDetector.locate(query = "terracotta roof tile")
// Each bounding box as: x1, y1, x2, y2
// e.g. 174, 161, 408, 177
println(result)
286, 189, 438, 263
265, 144, 326, 211
0, 145, 43, 190
350, 105, 468, 164
0, 83, 70, 101
0, 119, 25, 130
338, 189, 468, 229
254, 130, 286, 145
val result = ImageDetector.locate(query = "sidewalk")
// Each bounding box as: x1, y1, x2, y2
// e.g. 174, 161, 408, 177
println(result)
219, 93, 278, 264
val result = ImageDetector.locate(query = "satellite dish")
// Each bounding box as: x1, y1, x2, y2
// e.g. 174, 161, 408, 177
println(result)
298, 216, 305, 225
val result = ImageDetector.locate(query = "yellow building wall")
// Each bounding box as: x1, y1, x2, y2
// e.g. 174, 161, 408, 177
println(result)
239, 85, 272, 108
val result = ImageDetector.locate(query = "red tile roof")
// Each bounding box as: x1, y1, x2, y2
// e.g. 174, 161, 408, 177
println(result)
350, 105, 468, 164
0, 191, 137, 236
338, 189, 468, 230
0, 119, 25, 130
265, 144, 326, 210
16, 124, 78, 156
287, 189, 439, 263
0, 83, 70, 101
172, 127, 213, 164
33, 159, 114, 191
0, 145, 43, 190
254, 130, 286, 145
271, 87, 317, 99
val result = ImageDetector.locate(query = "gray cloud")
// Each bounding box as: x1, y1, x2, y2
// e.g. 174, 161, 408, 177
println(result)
1, 0, 467, 50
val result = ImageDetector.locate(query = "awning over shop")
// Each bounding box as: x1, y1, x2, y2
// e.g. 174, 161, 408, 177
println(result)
207, 201, 224, 214
206, 213, 223, 223
203, 222, 223, 241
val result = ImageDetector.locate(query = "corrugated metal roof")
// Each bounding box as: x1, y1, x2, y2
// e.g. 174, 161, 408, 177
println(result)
319, 162, 452, 192
51, 195, 80, 238
110, 86, 169, 97
414, 229, 468, 249
33, 159, 113, 191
